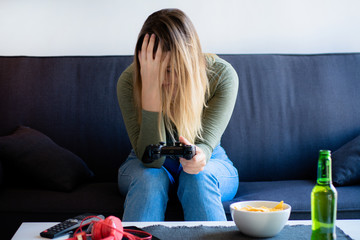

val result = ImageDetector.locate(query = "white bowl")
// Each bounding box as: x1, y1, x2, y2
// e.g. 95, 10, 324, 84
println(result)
230, 200, 291, 238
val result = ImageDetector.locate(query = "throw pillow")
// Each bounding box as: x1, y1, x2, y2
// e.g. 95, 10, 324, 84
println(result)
332, 134, 360, 186
0, 126, 94, 191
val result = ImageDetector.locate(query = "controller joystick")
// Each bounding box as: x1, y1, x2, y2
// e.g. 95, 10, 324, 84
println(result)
143, 142, 196, 163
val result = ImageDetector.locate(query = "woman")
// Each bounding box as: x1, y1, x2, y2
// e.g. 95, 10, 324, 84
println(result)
117, 8, 239, 221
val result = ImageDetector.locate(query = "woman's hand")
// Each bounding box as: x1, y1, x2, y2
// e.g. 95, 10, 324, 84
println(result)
179, 136, 206, 174
138, 33, 170, 112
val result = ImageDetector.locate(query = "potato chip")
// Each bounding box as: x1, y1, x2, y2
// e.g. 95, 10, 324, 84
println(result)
235, 201, 285, 212
274, 201, 284, 210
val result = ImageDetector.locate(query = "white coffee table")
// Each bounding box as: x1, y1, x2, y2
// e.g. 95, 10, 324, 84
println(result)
12, 220, 360, 240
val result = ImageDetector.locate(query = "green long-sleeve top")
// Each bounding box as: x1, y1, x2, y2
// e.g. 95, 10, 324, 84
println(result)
117, 54, 238, 168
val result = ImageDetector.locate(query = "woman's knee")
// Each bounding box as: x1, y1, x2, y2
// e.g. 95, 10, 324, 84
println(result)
177, 170, 219, 200
179, 168, 218, 187
133, 167, 170, 192
118, 159, 170, 195
177, 171, 226, 221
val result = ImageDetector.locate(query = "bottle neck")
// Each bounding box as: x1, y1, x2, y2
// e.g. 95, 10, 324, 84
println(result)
317, 154, 332, 185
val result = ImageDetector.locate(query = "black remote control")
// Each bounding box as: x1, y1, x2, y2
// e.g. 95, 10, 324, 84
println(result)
40, 213, 104, 239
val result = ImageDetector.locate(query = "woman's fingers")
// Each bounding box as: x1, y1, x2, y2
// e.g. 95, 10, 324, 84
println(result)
147, 34, 156, 59
139, 33, 168, 86
139, 34, 149, 64
139, 33, 163, 111
142, 33, 150, 48
179, 136, 191, 145
140, 33, 166, 64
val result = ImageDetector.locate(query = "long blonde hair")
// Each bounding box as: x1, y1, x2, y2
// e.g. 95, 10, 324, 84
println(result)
133, 8, 209, 144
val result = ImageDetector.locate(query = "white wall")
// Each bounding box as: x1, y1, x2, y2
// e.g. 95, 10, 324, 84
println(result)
0, 0, 359, 56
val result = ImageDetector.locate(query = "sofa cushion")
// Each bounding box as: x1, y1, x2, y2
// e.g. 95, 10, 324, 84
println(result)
223, 180, 360, 220
0, 126, 94, 191
0, 182, 124, 214
332, 134, 360, 186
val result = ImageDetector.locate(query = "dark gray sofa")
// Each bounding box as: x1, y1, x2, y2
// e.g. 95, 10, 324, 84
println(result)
1, 54, 359, 239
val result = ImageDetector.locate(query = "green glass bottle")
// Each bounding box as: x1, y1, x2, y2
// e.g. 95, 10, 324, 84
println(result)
311, 150, 338, 240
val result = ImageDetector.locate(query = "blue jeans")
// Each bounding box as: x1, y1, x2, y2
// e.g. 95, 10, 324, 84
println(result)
117, 144, 239, 221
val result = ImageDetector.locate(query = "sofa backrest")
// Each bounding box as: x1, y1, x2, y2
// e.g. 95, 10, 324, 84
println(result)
0, 56, 133, 181
221, 54, 360, 181
1, 54, 359, 182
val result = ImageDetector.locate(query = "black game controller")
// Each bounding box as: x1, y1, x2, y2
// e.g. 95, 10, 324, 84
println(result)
142, 141, 196, 163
